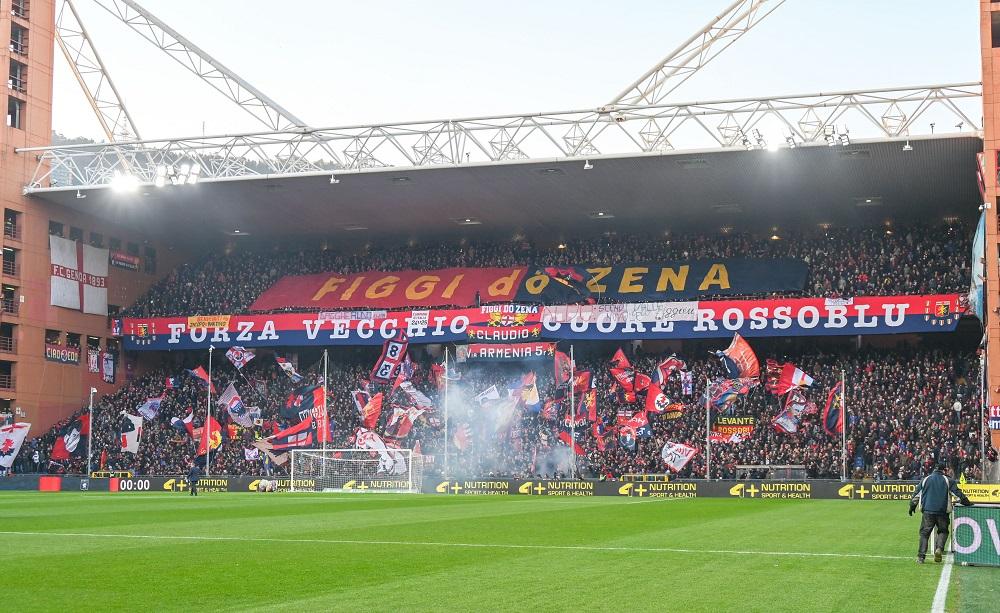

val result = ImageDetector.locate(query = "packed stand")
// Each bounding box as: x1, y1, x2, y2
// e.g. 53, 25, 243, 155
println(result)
123, 222, 971, 318
19, 341, 989, 482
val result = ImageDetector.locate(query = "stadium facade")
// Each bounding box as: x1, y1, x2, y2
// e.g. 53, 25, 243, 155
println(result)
1, 0, 180, 431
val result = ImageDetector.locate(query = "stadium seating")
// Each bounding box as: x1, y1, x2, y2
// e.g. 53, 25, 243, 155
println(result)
23, 342, 986, 482
123, 222, 972, 317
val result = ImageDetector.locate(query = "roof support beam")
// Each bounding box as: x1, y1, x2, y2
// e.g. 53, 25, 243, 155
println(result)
606, 0, 785, 109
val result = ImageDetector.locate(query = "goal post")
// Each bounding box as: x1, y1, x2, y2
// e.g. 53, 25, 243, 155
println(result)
289, 448, 424, 493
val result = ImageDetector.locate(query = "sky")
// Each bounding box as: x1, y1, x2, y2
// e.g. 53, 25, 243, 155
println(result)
51, 0, 982, 141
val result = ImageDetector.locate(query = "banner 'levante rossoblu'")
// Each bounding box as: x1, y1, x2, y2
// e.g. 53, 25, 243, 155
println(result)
249, 259, 809, 310
116, 294, 963, 351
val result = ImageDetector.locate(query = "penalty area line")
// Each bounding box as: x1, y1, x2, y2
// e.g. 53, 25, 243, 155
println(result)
0, 530, 910, 561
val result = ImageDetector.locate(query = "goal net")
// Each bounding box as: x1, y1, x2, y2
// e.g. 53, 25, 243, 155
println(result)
289, 449, 423, 493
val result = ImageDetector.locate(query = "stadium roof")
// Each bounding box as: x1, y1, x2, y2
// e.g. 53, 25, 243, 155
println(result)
29, 134, 981, 247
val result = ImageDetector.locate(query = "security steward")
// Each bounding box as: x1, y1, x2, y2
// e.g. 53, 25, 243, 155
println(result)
186, 462, 202, 497
908, 462, 973, 563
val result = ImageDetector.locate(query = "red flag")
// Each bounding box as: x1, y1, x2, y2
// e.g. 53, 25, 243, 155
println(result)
717, 334, 759, 379
634, 373, 652, 393
430, 363, 445, 389
765, 360, 815, 396
644, 382, 671, 414
558, 431, 585, 456
554, 350, 573, 386
79, 413, 91, 437
572, 370, 592, 395
198, 415, 222, 455
313, 387, 331, 444
361, 392, 384, 429
99, 448, 107, 470
580, 389, 597, 422
611, 348, 630, 369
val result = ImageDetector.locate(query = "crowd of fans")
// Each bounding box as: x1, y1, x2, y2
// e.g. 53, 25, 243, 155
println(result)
123, 222, 972, 318
17, 340, 991, 483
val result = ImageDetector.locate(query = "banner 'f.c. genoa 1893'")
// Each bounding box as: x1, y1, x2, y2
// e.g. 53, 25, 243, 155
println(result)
249, 259, 808, 311
117, 294, 963, 351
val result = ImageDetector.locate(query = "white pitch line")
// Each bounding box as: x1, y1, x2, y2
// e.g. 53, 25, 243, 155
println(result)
0, 530, 910, 561
930, 552, 953, 613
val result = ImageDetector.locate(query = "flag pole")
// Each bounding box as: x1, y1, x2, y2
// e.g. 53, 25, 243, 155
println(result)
85, 386, 96, 479
570, 344, 576, 479
705, 378, 711, 481
323, 349, 329, 453
444, 347, 450, 480
206, 345, 214, 477
841, 369, 847, 481
980, 348, 987, 481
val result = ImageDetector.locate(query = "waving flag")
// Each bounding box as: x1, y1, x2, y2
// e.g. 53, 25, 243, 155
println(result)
645, 382, 672, 414
661, 441, 697, 472
360, 392, 384, 429
51, 418, 85, 461
554, 350, 573, 386
475, 385, 501, 405
120, 414, 143, 453
164, 376, 178, 389
282, 385, 325, 422
275, 356, 303, 383
218, 383, 259, 427
611, 348, 630, 370
371, 331, 409, 384
254, 416, 315, 465
704, 378, 754, 412
765, 360, 815, 396
655, 354, 687, 384
557, 430, 586, 455
184, 366, 216, 393
0, 422, 30, 469
580, 388, 597, 422
572, 370, 593, 395
823, 382, 844, 435
626, 411, 652, 438
520, 372, 541, 411
714, 333, 759, 379
170, 410, 194, 435
772, 410, 800, 434
385, 406, 424, 439
137, 395, 165, 421
225, 346, 255, 370
197, 415, 223, 455
610, 368, 638, 403
592, 421, 610, 451
355, 427, 408, 474
541, 398, 561, 421
399, 381, 434, 411
680, 370, 693, 396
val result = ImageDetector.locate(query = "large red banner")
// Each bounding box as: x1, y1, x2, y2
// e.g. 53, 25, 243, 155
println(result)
251, 267, 527, 311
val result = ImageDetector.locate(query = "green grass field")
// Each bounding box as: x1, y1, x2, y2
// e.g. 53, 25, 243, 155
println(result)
2, 492, 996, 612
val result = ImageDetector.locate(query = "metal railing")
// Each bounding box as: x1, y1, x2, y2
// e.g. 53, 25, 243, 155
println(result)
11, 1, 29, 20
9, 40, 27, 56
7, 77, 26, 94
1, 299, 18, 316
0, 337, 16, 353
4, 224, 20, 240
2, 260, 19, 277
0, 375, 15, 390
17, 82, 983, 190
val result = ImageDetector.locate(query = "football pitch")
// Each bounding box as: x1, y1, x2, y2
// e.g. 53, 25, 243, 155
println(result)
2, 492, 996, 612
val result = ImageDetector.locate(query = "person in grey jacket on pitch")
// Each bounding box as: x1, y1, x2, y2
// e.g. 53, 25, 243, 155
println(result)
909, 462, 973, 563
